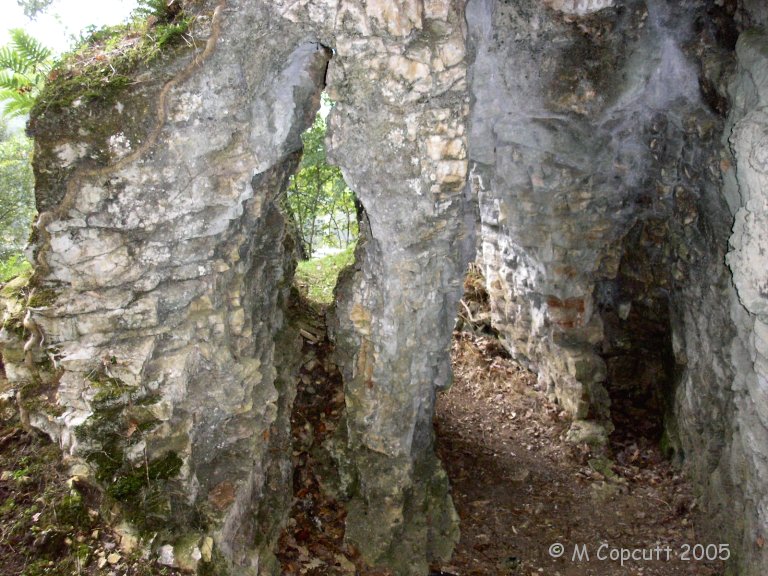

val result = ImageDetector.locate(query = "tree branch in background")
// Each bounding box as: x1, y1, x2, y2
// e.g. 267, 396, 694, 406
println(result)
0, 120, 35, 279
16, 0, 55, 20
285, 94, 359, 259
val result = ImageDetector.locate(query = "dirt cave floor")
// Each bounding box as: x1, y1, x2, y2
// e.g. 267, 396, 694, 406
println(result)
434, 331, 728, 576
277, 309, 729, 576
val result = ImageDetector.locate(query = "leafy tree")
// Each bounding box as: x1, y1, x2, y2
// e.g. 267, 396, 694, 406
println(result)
0, 121, 36, 278
0, 29, 53, 118
0, 30, 47, 279
16, 0, 55, 20
286, 97, 358, 259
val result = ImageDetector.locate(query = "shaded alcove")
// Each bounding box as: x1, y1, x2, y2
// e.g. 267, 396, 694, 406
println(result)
431, 262, 719, 575
593, 220, 679, 449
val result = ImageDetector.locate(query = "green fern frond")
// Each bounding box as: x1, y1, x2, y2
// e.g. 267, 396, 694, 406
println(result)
0, 71, 28, 91
134, 0, 173, 20
0, 89, 36, 118
9, 29, 52, 69
0, 47, 31, 75
0, 30, 51, 117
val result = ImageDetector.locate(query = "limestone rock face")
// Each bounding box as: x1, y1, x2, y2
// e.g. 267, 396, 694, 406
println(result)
3, 0, 469, 574
467, 1, 768, 574
326, 1, 469, 570
17, 2, 335, 572
2, 0, 768, 575
716, 29, 768, 574
468, 0, 702, 421
544, 0, 616, 16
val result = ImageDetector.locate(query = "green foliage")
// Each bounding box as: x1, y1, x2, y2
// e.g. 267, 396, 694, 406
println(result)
152, 19, 191, 48
295, 243, 356, 304
0, 29, 52, 118
0, 406, 184, 575
0, 421, 96, 576
0, 254, 32, 282
0, 123, 36, 267
135, 0, 183, 23
16, 0, 55, 20
285, 95, 358, 259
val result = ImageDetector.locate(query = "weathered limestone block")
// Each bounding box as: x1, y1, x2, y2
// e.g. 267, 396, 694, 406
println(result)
738, 0, 768, 28
467, 0, 731, 434
727, 34, 768, 321
2, 0, 471, 574
544, 0, 615, 16
466, 1, 767, 574
11, 2, 332, 573
467, 0, 663, 423
327, 1, 470, 573
712, 28, 768, 574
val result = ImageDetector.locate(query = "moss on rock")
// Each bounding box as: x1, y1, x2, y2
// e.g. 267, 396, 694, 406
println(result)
27, 287, 58, 308
32, 11, 192, 117
0, 272, 33, 339
18, 377, 65, 418
74, 370, 186, 536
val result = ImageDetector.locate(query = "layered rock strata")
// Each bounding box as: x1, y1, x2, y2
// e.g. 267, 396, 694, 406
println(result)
1, 0, 471, 574
1, 0, 768, 574
4, 2, 332, 573
325, 1, 469, 571
467, 1, 768, 573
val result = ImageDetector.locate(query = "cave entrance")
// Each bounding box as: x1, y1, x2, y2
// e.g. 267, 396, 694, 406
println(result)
285, 92, 360, 307
433, 261, 699, 575
596, 219, 680, 451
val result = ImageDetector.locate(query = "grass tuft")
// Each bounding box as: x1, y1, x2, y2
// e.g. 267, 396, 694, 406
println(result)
0, 255, 32, 283
294, 244, 355, 305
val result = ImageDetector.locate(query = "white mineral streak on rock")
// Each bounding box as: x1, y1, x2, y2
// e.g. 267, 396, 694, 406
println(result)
54, 143, 87, 167
107, 132, 132, 159
170, 92, 203, 122
727, 34, 768, 320
544, 0, 614, 16
721, 33, 768, 573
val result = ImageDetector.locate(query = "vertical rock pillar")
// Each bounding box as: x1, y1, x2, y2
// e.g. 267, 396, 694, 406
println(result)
327, 1, 470, 572
12, 2, 334, 573
715, 28, 768, 575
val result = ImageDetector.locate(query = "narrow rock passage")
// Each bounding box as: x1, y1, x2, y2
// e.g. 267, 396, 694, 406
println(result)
277, 298, 357, 575
435, 331, 728, 576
